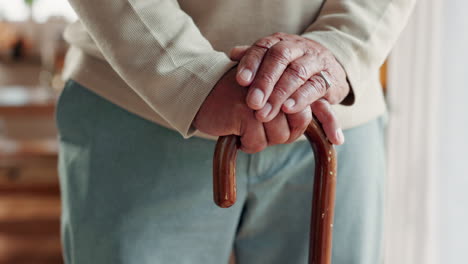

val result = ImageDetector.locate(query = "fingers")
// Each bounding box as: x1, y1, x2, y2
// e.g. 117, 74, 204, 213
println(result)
233, 34, 350, 123
229, 45, 250, 61
321, 65, 350, 105
256, 54, 324, 121
311, 99, 345, 145
246, 40, 306, 110
239, 115, 268, 154
263, 112, 290, 145
240, 112, 291, 152
236, 35, 284, 87
285, 106, 313, 144
240, 99, 344, 153
282, 71, 330, 114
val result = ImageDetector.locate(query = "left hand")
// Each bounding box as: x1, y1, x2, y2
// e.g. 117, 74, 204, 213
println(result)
229, 32, 350, 144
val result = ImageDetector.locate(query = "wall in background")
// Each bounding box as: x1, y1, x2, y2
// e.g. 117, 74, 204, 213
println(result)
438, 1, 468, 263
384, 0, 441, 263
386, 1, 468, 263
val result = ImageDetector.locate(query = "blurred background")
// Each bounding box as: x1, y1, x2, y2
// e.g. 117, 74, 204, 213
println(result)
0, 0, 74, 263
0, 0, 466, 264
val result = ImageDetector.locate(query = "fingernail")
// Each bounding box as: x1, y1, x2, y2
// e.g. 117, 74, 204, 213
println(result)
336, 129, 345, 144
258, 103, 272, 118
249, 88, 264, 107
239, 69, 253, 82
284, 98, 295, 109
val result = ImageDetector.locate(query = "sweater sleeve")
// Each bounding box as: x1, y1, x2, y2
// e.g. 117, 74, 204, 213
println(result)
301, 0, 416, 105
67, 0, 236, 137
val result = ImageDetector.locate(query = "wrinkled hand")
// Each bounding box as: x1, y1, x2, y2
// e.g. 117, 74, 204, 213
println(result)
230, 32, 350, 144
193, 67, 313, 153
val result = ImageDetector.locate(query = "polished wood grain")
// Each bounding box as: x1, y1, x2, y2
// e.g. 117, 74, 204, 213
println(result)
213, 118, 337, 264
305, 120, 337, 264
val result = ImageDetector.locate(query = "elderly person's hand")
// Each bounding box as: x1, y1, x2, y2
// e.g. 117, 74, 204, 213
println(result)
230, 32, 350, 145
194, 66, 313, 153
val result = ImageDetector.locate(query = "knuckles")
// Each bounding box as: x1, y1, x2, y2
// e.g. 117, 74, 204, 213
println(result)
287, 62, 310, 82
255, 40, 274, 50
312, 100, 332, 122
268, 45, 293, 65
276, 132, 291, 144
289, 113, 312, 132
255, 36, 278, 49
294, 87, 312, 102
257, 71, 277, 86
268, 128, 290, 145
271, 85, 289, 99
241, 48, 266, 69
308, 76, 327, 96
272, 32, 287, 39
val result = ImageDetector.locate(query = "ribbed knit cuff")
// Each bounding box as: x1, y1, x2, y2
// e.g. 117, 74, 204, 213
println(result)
175, 53, 237, 138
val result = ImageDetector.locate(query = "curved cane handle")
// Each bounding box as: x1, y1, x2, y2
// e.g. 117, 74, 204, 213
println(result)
213, 118, 337, 264
213, 134, 240, 208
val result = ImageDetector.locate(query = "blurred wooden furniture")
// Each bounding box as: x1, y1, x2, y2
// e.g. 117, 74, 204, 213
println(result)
0, 85, 61, 264
0, 85, 57, 140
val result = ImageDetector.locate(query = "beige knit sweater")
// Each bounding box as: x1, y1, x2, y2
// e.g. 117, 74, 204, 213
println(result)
62, 0, 415, 139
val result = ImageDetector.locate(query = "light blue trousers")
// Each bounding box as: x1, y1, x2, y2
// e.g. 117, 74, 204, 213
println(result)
57, 80, 385, 264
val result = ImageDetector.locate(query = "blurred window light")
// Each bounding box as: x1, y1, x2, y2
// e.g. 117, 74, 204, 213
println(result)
0, 0, 77, 22
0, 0, 29, 21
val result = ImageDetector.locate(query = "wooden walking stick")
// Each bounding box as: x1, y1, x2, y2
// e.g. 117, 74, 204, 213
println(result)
213, 118, 337, 264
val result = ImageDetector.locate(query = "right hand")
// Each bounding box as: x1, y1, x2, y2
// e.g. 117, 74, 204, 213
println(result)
193, 66, 313, 154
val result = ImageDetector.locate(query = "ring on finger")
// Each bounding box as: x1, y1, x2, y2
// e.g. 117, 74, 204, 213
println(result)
318, 70, 332, 90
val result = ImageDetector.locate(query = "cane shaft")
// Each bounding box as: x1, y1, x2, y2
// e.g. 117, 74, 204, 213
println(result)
306, 120, 337, 264
213, 119, 337, 264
